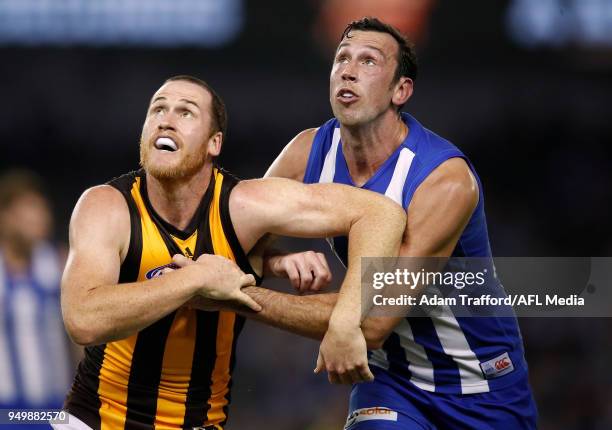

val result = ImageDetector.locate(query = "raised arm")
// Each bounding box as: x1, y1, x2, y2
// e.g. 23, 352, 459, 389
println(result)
195, 158, 479, 360
230, 177, 406, 383
61, 186, 258, 346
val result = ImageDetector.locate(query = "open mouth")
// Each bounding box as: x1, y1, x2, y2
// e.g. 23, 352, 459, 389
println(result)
337, 89, 359, 104
154, 137, 178, 152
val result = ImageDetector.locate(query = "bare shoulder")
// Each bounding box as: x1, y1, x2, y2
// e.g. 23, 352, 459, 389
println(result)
70, 185, 130, 252
402, 158, 479, 256
72, 185, 128, 225
419, 157, 479, 204
265, 128, 318, 180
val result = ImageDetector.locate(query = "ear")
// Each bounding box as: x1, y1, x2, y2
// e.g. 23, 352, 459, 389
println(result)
207, 131, 223, 157
392, 77, 413, 108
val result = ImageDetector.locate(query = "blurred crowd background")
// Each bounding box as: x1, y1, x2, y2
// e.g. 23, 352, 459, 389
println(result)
0, 0, 611, 429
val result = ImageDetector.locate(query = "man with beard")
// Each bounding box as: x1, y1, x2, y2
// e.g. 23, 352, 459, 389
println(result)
58, 75, 405, 430
225, 17, 538, 429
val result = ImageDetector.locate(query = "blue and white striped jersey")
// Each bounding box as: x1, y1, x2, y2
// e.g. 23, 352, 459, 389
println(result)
0, 243, 72, 408
304, 113, 529, 394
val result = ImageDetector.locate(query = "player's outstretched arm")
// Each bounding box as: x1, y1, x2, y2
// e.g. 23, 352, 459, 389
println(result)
193, 157, 480, 352
61, 186, 258, 346
229, 177, 406, 384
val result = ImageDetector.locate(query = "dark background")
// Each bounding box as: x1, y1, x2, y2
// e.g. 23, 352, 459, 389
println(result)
1, 0, 611, 428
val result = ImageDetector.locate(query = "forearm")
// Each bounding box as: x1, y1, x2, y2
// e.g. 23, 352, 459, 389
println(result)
63, 269, 195, 345
237, 287, 337, 340
197, 287, 388, 348
331, 211, 404, 328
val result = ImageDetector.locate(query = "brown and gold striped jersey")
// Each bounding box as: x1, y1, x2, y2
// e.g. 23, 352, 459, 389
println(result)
65, 167, 259, 430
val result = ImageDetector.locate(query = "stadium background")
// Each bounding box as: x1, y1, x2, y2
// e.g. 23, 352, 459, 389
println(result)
1, 0, 611, 428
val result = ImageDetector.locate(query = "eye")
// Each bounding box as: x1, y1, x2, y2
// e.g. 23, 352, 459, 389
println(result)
336, 56, 349, 64
181, 110, 193, 118
364, 58, 376, 66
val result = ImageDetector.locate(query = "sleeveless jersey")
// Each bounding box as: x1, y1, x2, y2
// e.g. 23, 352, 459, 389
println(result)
65, 167, 259, 429
304, 113, 529, 394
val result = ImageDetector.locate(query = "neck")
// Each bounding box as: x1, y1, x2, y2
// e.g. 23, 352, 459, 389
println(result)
340, 110, 408, 187
1, 239, 32, 275
146, 163, 213, 231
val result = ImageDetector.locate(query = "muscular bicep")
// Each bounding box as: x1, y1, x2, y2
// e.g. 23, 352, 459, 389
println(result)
61, 186, 130, 314
230, 178, 405, 253
264, 128, 317, 180
402, 157, 479, 257
362, 158, 479, 345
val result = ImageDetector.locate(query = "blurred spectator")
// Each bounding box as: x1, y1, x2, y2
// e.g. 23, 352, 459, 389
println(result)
0, 170, 73, 418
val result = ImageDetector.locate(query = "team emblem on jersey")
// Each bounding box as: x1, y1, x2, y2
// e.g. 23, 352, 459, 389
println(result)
344, 407, 398, 429
145, 263, 179, 279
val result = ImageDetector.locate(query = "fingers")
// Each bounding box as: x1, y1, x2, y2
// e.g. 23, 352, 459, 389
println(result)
240, 274, 256, 287
294, 258, 314, 293
315, 252, 331, 275
357, 363, 375, 382
172, 254, 193, 267
314, 352, 324, 374
348, 367, 365, 384
325, 365, 374, 385
285, 262, 301, 291
309, 252, 332, 292
232, 290, 262, 312
337, 368, 354, 385
328, 370, 341, 384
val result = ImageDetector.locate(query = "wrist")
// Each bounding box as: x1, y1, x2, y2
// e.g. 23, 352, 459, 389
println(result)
329, 312, 361, 332
265, 254, 284, 277
183, 264, 209, 297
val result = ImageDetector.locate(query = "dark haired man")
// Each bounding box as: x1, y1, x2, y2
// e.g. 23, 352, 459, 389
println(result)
232, 17, 538, 429
58, 75, 406, 429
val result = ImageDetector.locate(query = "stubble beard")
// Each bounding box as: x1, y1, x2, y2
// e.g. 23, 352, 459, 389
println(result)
139, 137, 207, 181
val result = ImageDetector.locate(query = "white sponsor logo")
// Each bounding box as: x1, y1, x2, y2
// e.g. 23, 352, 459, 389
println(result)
344, 407, 398, 429
479, 352, 514, 379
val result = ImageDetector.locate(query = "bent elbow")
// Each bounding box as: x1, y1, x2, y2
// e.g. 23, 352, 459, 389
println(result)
63, 314, 100, 346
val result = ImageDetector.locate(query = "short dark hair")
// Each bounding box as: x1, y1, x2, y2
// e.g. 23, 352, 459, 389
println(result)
0, 169, 45, 212
341, 17, 418, 83
164, 75, 227, 142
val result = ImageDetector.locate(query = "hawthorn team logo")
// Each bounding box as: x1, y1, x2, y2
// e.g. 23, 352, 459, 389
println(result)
145, 263, 179, 279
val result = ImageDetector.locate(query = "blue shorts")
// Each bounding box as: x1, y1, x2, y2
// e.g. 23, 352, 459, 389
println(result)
345, 368, 537, 430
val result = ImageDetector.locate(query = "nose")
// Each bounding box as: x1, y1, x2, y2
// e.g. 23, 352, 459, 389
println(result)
341, 63, 357, 82
157, 116, 176, 132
